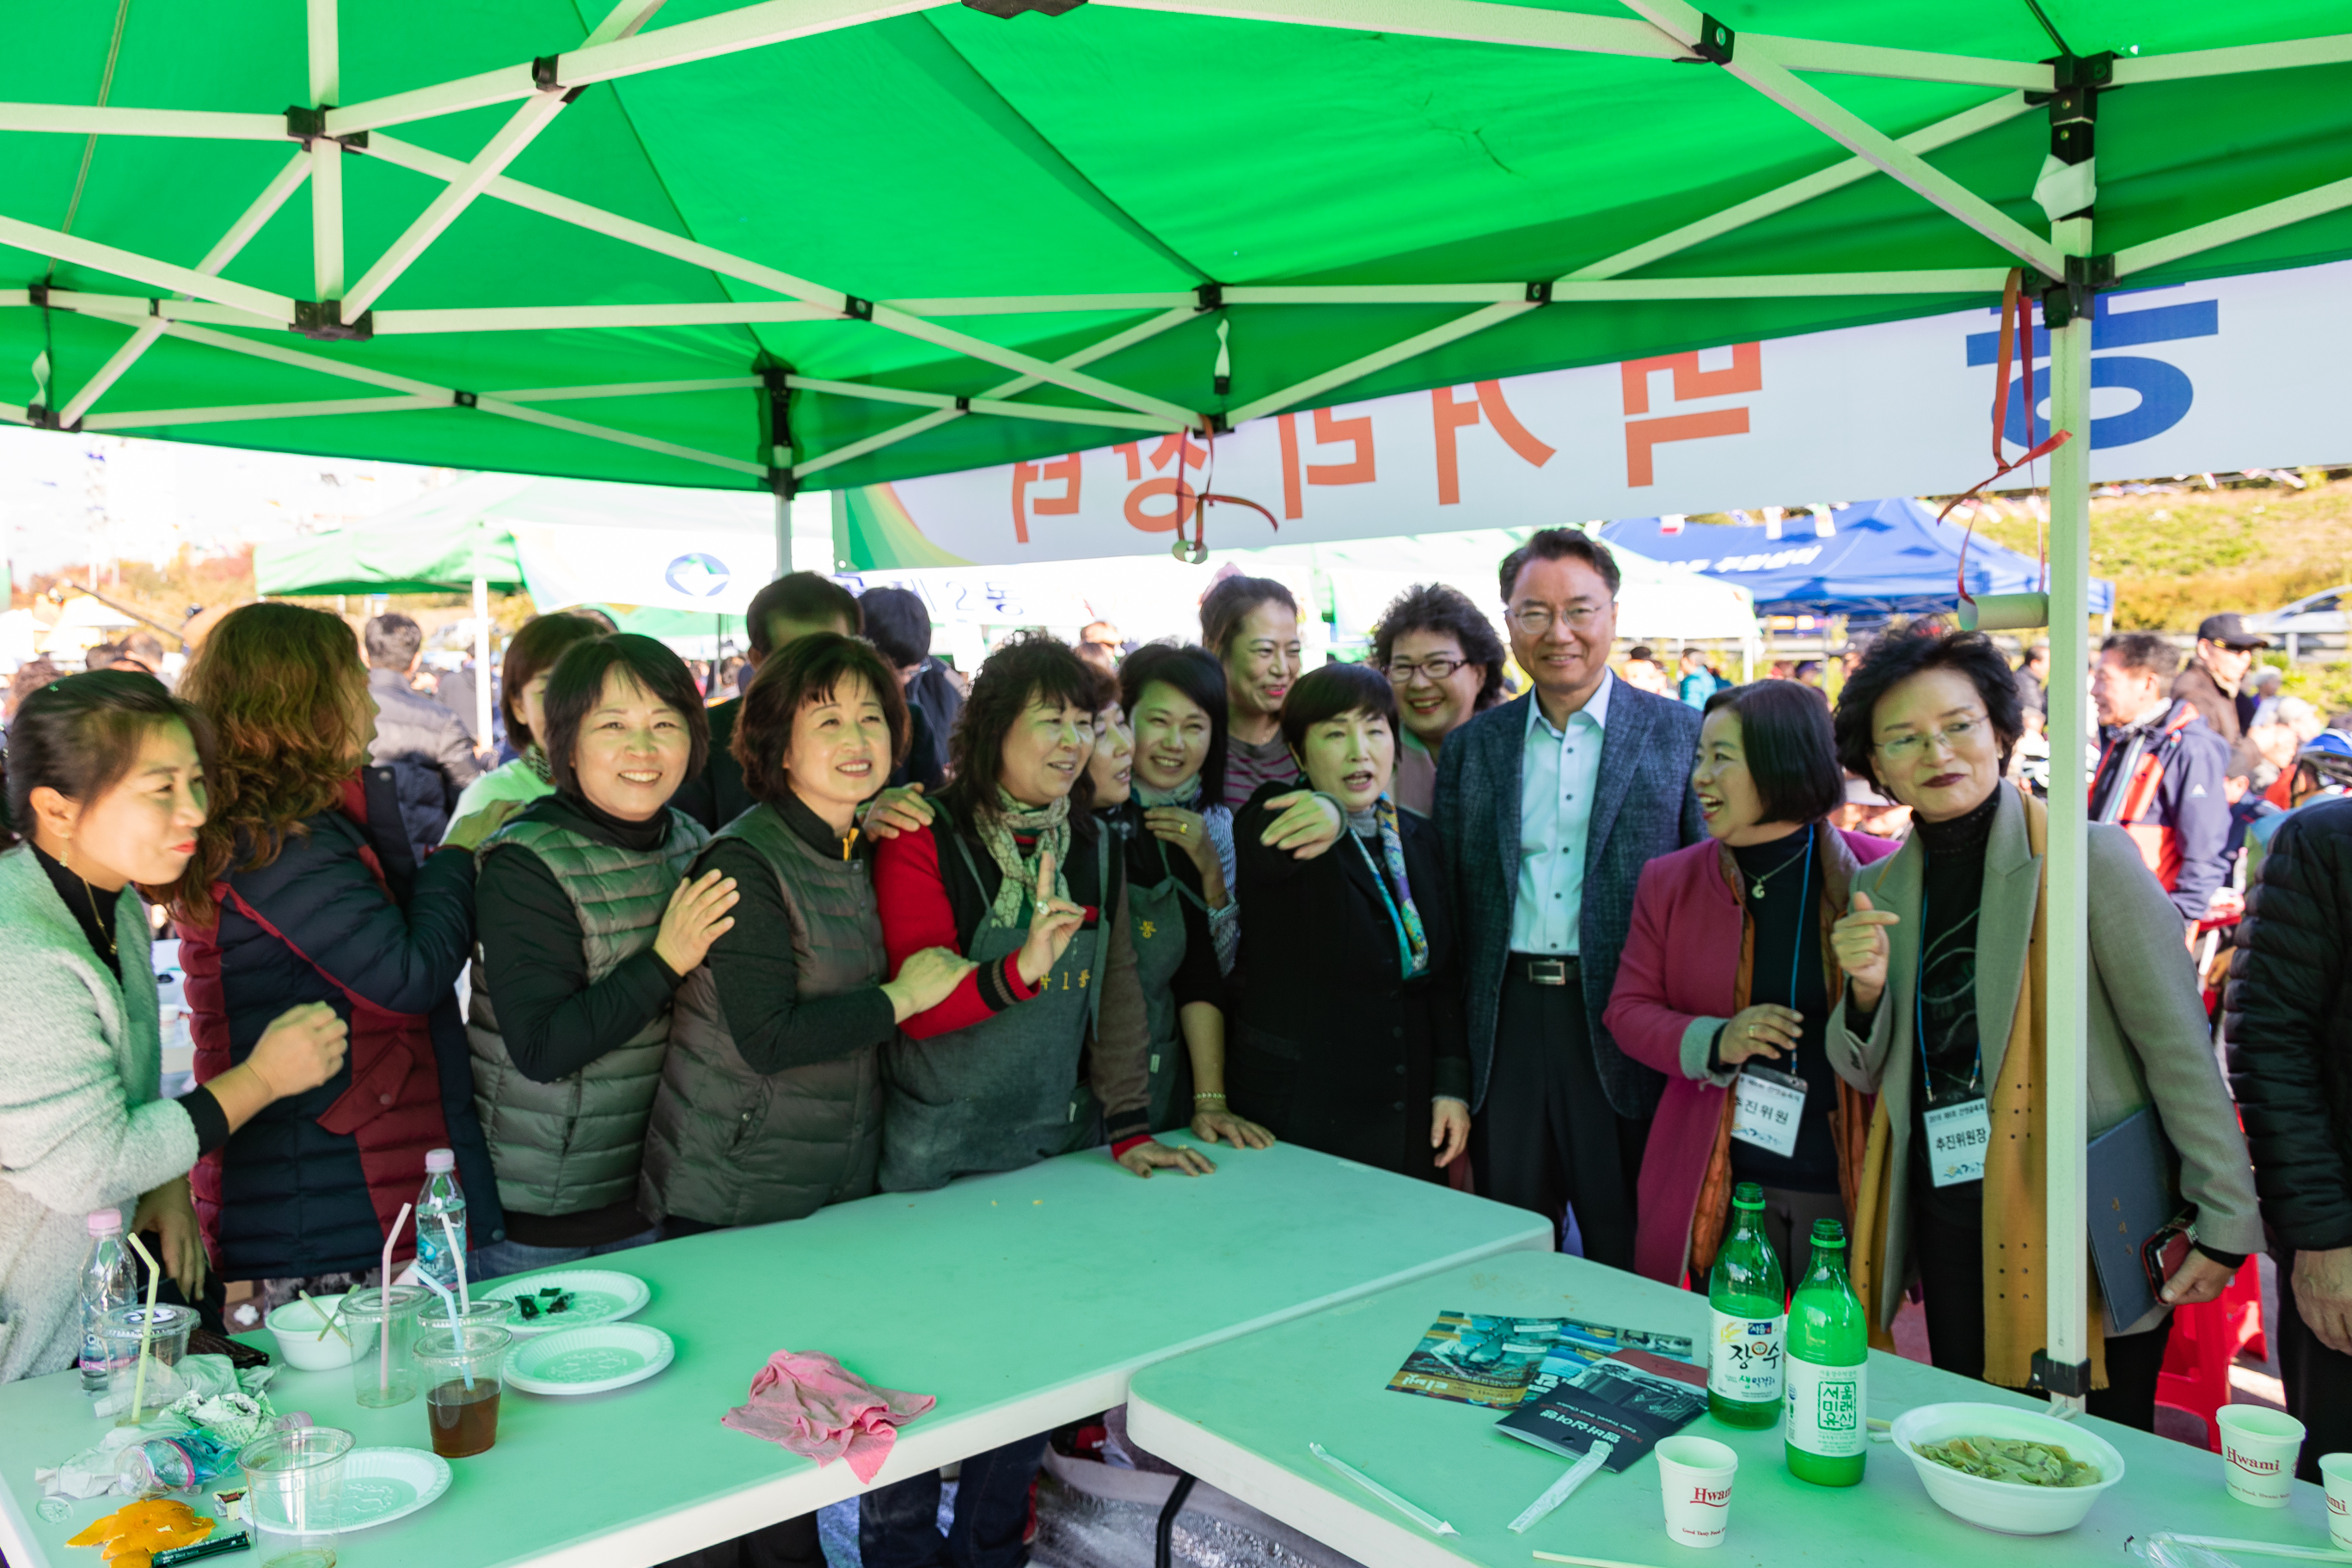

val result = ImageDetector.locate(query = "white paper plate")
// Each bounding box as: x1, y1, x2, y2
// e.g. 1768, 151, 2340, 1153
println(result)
328, 1447, 451, 1532
506, 1322, 676, 1396
474, 1269, 650, 1337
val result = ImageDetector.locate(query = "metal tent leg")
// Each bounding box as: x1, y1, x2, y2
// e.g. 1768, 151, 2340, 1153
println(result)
1156, 1472, 1197, 1568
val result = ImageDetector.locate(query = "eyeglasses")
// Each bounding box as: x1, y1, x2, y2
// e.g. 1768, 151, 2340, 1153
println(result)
1387, 657, 1467, 683
1875, 713, 1990, 763
1508, 603, 1605, 636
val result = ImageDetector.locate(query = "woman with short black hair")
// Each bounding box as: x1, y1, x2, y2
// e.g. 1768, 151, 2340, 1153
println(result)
1825, 626, 2259, 1430
1229, 662, 1469, 1177
444, 612, 604, 841
1372, 582, 1508, 816
465, 634, 737, 1280
1605, 681, 1896, 1288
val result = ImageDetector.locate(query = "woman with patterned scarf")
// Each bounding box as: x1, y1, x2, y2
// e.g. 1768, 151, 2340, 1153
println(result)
1229, 662, 1472, 1179
865, 633, 1214, 1568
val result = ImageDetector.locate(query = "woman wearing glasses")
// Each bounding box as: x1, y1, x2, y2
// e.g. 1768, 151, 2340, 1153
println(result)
1604, 682, 1896, 1289
1371, 584, 1507, 818
1825, 627, 2259, 1430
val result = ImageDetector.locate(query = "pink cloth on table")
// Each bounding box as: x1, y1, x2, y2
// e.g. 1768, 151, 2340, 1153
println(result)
720, 1349, 936, 1484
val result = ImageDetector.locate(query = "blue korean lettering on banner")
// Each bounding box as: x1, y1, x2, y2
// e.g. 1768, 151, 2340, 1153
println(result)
1963, 286, 2219, 450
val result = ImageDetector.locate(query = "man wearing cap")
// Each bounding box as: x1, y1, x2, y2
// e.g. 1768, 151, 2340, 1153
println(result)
2175, 613, 2270, 765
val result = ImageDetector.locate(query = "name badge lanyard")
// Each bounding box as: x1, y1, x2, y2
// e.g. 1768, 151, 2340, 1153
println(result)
1730, 827, 1811, 1157
1914, 885, 1990, 1187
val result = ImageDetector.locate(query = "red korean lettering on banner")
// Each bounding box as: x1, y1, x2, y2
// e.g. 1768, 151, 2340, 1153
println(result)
1431, 381, 1556, 505
1272, 405, 1378, 518
1008, 452, 1083, 542
1620, 343, 1761, 486
1110, 432, 1206, 532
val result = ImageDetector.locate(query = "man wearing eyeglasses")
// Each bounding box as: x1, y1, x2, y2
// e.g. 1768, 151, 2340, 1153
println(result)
1433, 530, 1705, 1267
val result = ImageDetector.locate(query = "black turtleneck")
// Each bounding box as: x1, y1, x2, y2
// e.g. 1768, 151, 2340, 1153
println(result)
1908, 784, 2002, 1226
1724, 824, 1839, 1193
33, 844, 231, 1156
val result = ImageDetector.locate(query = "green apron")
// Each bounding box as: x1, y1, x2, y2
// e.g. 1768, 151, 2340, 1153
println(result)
877, 830, 1109, 1192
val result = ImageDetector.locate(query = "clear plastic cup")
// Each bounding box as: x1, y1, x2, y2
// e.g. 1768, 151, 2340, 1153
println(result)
413, 1324, 513, 1459
345, 1286, 427, 1408
2216, 1406, 2304, 1508
97, 1302, 197, 1374
1657, 1434, 1739, 1548
239, 1424, 353, 1568
2318, 1451, 2351, 1549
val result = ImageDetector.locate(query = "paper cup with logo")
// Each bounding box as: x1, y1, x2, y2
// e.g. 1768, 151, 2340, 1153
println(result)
2216, 1406, 2304, 1508
1657, 1435, 1739, 1548
2319, 1452, 2352, 1549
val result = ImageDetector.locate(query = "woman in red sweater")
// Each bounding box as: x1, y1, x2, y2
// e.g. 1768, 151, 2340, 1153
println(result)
865, 632, 1211, 1568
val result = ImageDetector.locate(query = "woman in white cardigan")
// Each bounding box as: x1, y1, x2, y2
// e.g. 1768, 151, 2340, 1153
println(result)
0, 671, 346, 1384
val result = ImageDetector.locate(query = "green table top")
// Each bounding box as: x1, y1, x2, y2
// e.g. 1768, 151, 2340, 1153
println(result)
1128, 1249, 2338, 1568
1, 1137, 1547, 1568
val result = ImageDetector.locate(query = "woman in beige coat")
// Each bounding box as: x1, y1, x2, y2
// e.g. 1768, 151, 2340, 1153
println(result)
1825, 628, 2260, 1430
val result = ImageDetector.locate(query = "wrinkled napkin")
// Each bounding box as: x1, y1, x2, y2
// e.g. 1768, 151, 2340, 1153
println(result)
40, 1357, 281, 1502
720, 1350, 934, 1484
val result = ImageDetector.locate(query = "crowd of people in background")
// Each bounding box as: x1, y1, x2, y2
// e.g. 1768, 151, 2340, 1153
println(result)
3, 528, 2350, 1568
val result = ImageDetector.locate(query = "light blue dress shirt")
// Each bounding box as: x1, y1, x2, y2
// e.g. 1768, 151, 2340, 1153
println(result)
1508, 671, 1612, 955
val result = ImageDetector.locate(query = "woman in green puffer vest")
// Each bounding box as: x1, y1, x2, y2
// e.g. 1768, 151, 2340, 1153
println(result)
641, 632, 970, 1235
462, 634, 739, 1282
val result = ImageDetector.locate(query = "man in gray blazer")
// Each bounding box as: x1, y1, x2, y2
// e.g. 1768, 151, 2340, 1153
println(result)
1435, 530, 1704, 1268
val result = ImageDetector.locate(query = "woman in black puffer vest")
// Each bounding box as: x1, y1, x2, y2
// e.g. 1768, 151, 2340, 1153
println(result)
641, 632, 967, 1233
463, 635, 733, 1282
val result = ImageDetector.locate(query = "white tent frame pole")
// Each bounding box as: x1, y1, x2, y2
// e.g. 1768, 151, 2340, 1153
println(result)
80, 394, 442, 430
2043, 211, 2095, 1417
0, 215, 297, 322
309, 0, 343, 302
472, 571, 495, 755
56, 147, 315, 426
881, 269, 2013, 313
790, 305, 1196, 480
0, 106, 285, 139
491, 377, 763, 400
370, 302, 838, 333
324, 0, 944, 135
2109, 32, 2352, 84
784, 373, 1191, 432
473, 397, 767, 475
360, 135, 1195, 426
1226, 301, 1528, 425
2113, 174, 2352, 278
340, 0, 666, 318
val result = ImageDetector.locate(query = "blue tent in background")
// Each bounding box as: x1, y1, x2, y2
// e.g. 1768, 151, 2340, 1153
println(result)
1602, 497, 2114, 621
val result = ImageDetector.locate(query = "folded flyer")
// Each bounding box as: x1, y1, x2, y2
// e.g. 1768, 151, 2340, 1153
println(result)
1387, 1313, 1570, 1406
1495, 1348, 1709, 1471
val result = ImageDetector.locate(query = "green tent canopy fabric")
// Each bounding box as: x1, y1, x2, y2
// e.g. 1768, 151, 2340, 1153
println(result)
2, 0, 2347, 496
254, 515, 523, 597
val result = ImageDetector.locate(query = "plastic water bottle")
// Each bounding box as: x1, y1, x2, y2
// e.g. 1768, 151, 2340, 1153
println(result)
412, 1148, 467, 1296
79, 1210, 138, 1396
116, 1430, 241, 1491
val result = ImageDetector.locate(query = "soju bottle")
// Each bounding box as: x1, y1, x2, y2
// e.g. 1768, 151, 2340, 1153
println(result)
1706, 1182, 1785, 1429
1785, 1219, 1868, 1486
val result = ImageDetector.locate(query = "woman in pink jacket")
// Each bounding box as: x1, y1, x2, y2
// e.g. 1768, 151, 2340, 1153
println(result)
1604, 682, 1896, 1288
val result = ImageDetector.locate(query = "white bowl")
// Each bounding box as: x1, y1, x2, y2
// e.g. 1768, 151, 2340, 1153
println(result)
265, 1294, 376, 1371
1890, 1401, 2127, 1534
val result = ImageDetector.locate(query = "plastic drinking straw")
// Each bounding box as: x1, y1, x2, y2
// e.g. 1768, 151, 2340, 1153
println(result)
120, 1229, 163, 1424
440, 1212, 469, 1313
1509, 1437, 1614, 1534
298, 1288, 350, 1345
2151, 1537, 2352, 1564
1532, 1553, 1670, 1568
378, 1202, 412, 1399
415, 1271, 475, 1391
1308, 1442, 1455, 1535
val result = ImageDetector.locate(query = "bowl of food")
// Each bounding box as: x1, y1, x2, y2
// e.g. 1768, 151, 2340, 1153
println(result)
265, 1294, 374, 1371
1890, 1401, 2126, 1534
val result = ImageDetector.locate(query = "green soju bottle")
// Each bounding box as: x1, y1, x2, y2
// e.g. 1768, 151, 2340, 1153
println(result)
1706, 1181, 1785, 1429
1785, 1219, 1868, 1486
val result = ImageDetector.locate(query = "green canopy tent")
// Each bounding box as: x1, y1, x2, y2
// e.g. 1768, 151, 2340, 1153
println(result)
5, 0, 2350, 1412
254, 499, 522, 741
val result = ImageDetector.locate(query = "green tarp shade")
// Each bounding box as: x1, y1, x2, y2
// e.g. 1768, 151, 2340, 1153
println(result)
4, 0, 2349, 493
254, 518, 523, 597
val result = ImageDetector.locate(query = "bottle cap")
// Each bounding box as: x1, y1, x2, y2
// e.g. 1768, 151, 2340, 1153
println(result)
87, 1210, 123, 1235
425, 1148, 455, 1173
1811, 1218, 1847, 1242
1730, 1181, 1765, 1209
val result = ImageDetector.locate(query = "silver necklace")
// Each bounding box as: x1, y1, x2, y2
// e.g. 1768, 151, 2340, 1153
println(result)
1743, 834, 1811, 900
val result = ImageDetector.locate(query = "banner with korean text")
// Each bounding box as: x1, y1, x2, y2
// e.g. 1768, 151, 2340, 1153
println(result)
836, 260, 2349, 570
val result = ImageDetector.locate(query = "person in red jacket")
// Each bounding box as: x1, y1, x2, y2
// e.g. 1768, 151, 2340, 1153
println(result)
173, 603, 499, 1312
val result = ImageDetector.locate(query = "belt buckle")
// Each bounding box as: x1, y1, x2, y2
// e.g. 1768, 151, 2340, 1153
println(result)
1527, 959, 1569, 987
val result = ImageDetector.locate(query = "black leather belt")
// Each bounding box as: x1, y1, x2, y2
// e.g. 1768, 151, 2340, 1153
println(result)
1511, 953, 1579, 987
